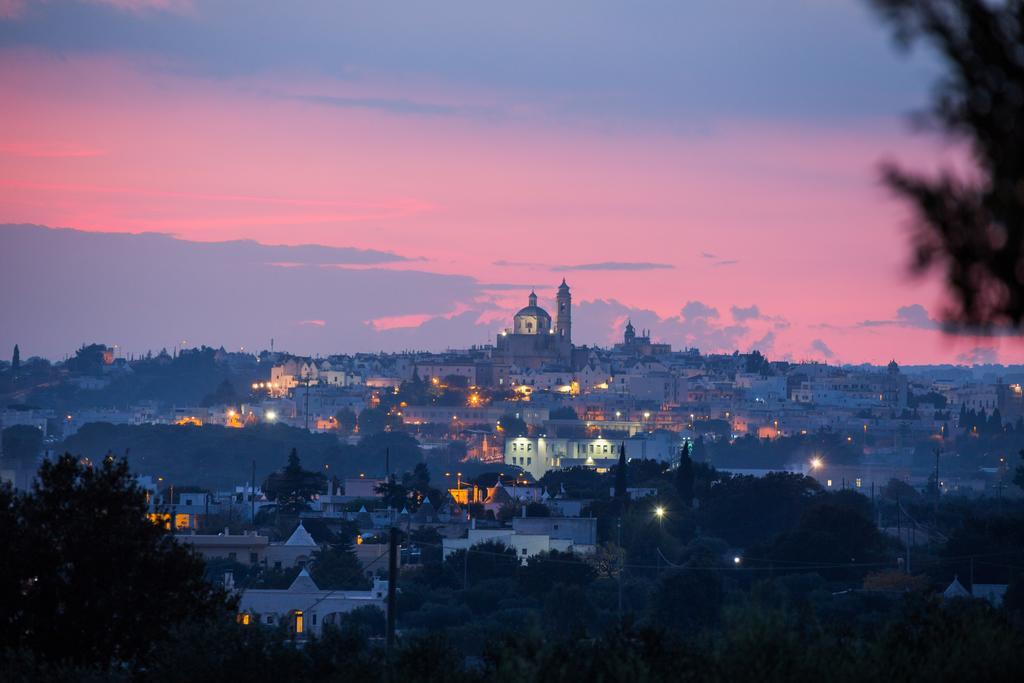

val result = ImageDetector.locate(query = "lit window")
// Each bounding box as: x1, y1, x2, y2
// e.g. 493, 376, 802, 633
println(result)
827, 480, 832, 487
855, 478, 862, 488
295, 610, 304, 634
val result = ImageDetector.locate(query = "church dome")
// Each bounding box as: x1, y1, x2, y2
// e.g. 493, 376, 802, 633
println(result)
513, 290, 552, 335
515, 304, 552, 319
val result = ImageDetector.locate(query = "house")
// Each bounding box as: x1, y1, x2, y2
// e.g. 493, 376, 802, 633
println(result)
972, 583, 1009, 607
178, 531, 269, 566
512, 516, 597, 553
442, 524, 579, 563
237, 569, 388, 637
264, 521, 320, 569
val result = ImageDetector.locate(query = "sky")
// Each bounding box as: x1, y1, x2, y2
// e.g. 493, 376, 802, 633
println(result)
0, 0, 1018, 364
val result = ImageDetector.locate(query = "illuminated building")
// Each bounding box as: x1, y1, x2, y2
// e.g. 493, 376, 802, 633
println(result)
237, 569, 388, 638
493, 280, 576, 371
505, 433, 681, 479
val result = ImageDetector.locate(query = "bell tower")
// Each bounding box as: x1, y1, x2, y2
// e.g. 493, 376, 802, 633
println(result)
556, 278, 571, 345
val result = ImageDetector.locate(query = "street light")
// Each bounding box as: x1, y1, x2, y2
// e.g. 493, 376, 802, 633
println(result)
265, 410, 277, 422
733, 556, 742, 565
654, 505, 666, 519
810, 457, 823, 470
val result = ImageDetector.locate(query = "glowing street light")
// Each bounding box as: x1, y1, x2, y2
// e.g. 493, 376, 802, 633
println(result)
810, 457, 823, 470
654, 505, 666, 519
265, 410, 278, 422
733, 556, 742, 565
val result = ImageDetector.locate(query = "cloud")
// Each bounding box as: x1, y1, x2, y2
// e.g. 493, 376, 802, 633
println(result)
810, 338, 834, 359
731, 304, 761, 322
493, 260, 674, 272
701, 252, 716, 259
0, 224, 477, 357
956, 346, 999, 365
681, 301, 719, 320
713, 259, 739, 267
570, 298, 760, 353
91, 1, 194, 13
858, 303, 938, 330
747, 331, 775, 354
280, 92, 503, 121
0, 1, 932, 126
492, 260, 544, 269
559, 261, 674, 272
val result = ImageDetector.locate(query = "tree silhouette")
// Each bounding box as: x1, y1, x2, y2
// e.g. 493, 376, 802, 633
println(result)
335, 407, 357, 435
0, 454, 230, 670
311, 534, 370, 590
1, 425, 43, 466
262, 449, 326, 515
613, 443, 628, 510
870, 0, 1024, 329
675, 442, 695, 507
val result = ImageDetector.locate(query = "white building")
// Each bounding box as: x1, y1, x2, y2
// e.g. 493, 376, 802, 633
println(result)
504, 433, 680, 479
237, 569, 388, 637
442, 527, 577, 563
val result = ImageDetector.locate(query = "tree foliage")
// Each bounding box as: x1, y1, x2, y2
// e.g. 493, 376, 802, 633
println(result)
0, 454, 231, 670
262, 448, 326, 514
870, 0, 1024, 328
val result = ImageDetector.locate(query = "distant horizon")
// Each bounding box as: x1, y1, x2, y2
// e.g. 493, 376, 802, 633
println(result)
4, 224, 1019, 368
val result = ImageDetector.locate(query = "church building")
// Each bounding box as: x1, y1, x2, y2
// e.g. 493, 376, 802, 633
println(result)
493, 280, 575, 371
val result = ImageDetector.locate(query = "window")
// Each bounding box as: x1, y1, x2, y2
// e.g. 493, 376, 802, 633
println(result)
312, 614, 317, 625
855, 478, 862, 488
228, 552, 237, 561
527, 457, 531, 465
274, 561, 282, 570
521, 548, 528, 555
250, 552, 258, 564
295, 611, 304, 634
827, 479, 832, 487
266, 615, 274, 624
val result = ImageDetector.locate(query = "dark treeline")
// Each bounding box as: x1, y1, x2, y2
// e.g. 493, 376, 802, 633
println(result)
4, 445, 1024, 680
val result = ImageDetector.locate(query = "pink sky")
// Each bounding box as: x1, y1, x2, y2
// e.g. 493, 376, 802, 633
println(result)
0, 3, 1019, 364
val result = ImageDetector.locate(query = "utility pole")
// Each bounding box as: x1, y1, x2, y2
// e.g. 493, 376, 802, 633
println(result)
303, 376, 311, 432
386, 526, 400, 655
896, 497, 902, 570
617, 517, 623, 621
934, 447, 941, 518
250, 459, 256, 529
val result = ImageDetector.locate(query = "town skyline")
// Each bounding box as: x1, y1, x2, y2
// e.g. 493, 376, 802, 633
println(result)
1, 223, 1018, 365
